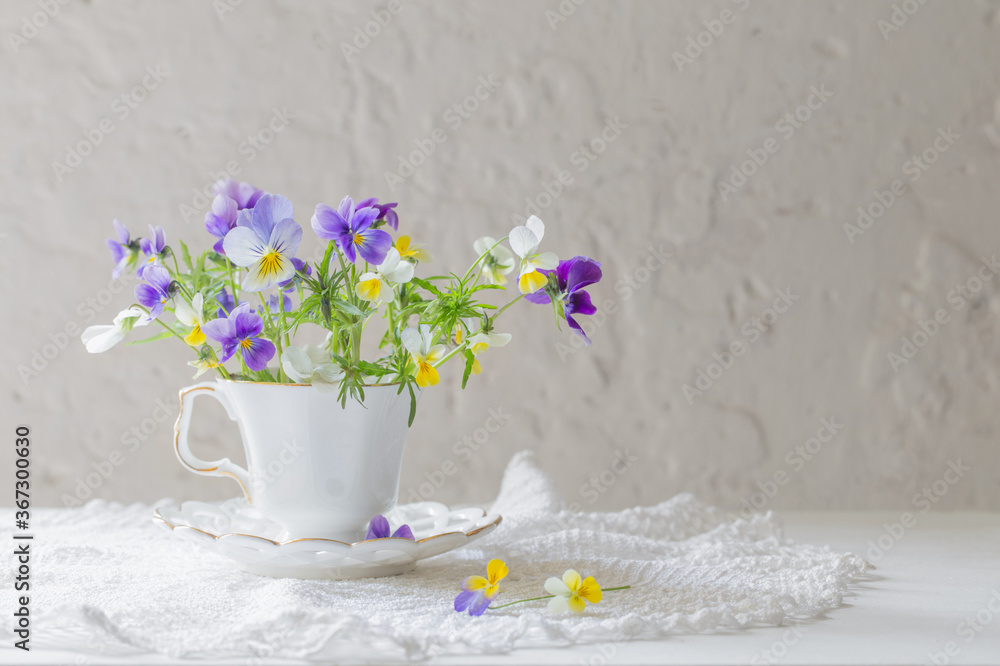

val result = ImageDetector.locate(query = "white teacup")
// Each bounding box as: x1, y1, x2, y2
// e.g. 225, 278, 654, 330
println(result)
173, 379, 412, 542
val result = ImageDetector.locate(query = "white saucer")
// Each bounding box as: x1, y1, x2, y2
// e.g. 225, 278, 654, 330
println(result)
153, 499, 502, 579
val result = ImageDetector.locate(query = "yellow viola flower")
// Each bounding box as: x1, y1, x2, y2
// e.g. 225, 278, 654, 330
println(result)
175, 293, 207, 346
401, 324, 447, 387
395, 235, 432, 263
454, 559, 509, 616
544, 569, 603, 614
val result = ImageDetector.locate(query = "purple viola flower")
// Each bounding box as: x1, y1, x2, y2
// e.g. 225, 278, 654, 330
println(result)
205, 194, 238, 255
358, 197, 399, 231
106, 219, 138, 279
212, 178, 265, 211
364, 515, 414, 541
137, 225, 167, 278
525, 256, 603, 345
215, 288, 236, 318
201, 303, 275, 372
262, 292, 293, 314
311, 197, 392, 265
223, 194, 303, 292
134, 265, 174, 319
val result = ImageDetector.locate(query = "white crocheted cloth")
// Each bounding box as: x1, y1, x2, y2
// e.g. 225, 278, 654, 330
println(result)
0, 451, 869, 660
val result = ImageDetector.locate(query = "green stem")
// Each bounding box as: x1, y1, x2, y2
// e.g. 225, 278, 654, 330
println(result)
226, 260, 240, 307
495, 293, 524, 318
279, 289, 291, 350
432, 341, 467, 369
489, 586, 630, 610
257, 293, 285, 382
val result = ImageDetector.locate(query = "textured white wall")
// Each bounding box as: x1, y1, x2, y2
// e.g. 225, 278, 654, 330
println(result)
3, 0, 999, 511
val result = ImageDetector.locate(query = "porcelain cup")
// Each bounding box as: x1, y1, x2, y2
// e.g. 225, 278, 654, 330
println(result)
173, 379, 412, 542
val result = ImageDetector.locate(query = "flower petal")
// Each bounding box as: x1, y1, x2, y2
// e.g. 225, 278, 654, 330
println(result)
487, 559, 509, 584
81, 325, 123, 354
467, 590, 493, 616
508, 226, 539, 259
183, 325, 206, 347
201, 317, 234, 343
311, 204, 349, 241
544, 576, 571, 597
134, 284, 161, 309
462, 575, 489, 592
454, 589, 477, 613
384, 259, 413, 284
233, 307, 264, 339
223, 226, 267, 267
577, 577, 602, 604
174, 299, 198, 327
378, 247, 402, 273
281, 346, 315, 383
415, 361, 439, 387
356, 228, 393, 265
547, 595, 570, 614
240, 337, 275, 372
518, 270, 548, 294
567, 595, 587, 613
391, 524, 415, 540
400, 328, 423, 356
365, 515, 390, 540
530, 251, 559, 271
525, 215, 545, 243
250, 193, 294, 239
562, 569, 582, 592
473, 236, 495, 257
564, 256, 603, 293
269, 218, 303, 258
355, 275, 383, 302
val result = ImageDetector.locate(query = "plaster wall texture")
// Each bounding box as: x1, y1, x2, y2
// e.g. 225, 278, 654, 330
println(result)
3, 0, 999, 511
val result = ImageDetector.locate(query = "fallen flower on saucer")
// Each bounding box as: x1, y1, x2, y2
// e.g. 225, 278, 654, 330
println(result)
364, 515, 414, 541
454, 559, 509, 616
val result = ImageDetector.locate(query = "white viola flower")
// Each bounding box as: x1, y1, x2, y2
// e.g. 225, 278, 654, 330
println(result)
467, 330, 512, 355
281, 345, 344, 392
401, 324, 447, 387
473, 236, 515, 286
355, 248, 414, 303
80, 307, 152, 354
508, 215, 558, 294
544, 569, 603, 614
174, 293, 207, 347
464, 330, 512, 376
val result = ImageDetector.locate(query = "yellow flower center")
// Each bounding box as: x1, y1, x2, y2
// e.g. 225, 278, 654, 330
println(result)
259, 250, 283, 277
240, 339, 253, 349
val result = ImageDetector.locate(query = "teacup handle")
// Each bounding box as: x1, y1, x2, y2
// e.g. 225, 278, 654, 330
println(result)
174, 382, 252, 503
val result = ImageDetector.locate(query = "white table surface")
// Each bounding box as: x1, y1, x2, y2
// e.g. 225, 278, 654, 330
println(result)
7, 511, 1000, 666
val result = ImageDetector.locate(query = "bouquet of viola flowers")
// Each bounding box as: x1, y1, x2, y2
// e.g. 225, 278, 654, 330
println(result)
82, 179, 602, 421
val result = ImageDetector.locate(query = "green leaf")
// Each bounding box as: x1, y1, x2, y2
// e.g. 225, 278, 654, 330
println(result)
411, 277, 443, 297
461, 349, 475, 389
406, 382, 418, 427
359, 361, 391, 377
178, 239, 193, 272
124, 330, 174, 346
